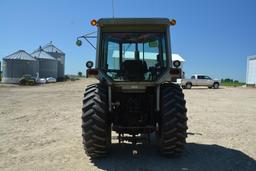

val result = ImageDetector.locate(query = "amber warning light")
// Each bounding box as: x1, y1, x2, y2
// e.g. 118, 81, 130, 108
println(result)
170, 19, 176, 26
90, 19, 97, 26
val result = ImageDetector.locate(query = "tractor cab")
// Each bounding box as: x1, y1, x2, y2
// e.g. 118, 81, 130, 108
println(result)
77, 18, 187, 158
97, 19, 174, 83
101, 31, 169, 81
78, 18, 177, 83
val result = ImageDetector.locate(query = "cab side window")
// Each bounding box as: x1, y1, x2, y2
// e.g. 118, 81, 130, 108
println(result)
204, 76, 211, 80
197, 75, 204, 79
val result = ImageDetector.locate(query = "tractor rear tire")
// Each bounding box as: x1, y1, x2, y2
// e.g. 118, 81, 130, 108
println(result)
159, 83, 188, 157
82, 84, 111, 158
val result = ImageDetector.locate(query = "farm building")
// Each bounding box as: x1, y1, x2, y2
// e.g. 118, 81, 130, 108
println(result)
33, 43, 65, 80
246, 55, 256, 86
1, 43, 65, 83
2, 50, 39, 83
0, 61, 2, 81
31, 48, 58, 79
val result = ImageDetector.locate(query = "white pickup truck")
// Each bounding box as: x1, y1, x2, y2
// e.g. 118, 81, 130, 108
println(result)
181, 74, 220, 89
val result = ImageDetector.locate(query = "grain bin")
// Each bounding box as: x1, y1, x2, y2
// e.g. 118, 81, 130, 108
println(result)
2, 50, 39, 83
42, 43, 65, 80
31, 49, 58, 79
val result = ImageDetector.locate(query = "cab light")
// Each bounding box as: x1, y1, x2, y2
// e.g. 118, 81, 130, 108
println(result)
170, 19, 176, 26
90, 19, 97, 26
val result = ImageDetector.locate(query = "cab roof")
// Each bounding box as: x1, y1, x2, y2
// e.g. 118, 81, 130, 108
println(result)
97, 18, 170, 26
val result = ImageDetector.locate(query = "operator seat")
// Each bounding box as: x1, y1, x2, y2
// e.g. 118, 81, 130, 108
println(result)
122, 60, 146, 81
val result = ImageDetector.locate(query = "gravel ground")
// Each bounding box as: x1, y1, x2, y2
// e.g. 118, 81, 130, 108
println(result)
0, 78, 255, 171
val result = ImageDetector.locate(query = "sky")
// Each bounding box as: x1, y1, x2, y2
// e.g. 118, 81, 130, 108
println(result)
0, 0, 256, 81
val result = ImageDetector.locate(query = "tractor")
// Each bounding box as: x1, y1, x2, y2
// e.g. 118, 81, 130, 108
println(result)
76, 18, 187, 158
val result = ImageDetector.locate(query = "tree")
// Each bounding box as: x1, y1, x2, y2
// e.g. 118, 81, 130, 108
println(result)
78, 72, 83, 77
224, 78, 233, 83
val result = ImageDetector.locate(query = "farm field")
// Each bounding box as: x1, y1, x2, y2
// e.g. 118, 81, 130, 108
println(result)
0, 79, 255, 171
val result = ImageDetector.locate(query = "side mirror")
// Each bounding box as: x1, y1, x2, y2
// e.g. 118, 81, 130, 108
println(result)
86, 61, 94, 69
76, 39, 82, 47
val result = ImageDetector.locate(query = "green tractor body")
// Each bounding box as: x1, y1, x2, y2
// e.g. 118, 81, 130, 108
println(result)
80, 18, 187, 157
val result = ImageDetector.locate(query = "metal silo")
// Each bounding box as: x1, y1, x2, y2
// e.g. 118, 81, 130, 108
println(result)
2, 50, 39, 83
31, 49, 58, 79
41, 43, 65, 80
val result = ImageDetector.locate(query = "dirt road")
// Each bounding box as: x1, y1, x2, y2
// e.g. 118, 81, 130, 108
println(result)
0, 79, 255, 171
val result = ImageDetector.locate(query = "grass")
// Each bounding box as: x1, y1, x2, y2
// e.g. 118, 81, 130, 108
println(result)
221, 82, 245, 87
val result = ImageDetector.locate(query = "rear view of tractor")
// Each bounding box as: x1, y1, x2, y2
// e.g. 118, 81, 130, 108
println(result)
77, 18, 187, 158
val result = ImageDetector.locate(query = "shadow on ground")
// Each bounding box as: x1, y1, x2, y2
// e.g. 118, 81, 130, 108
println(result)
91, 143, 256, 171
